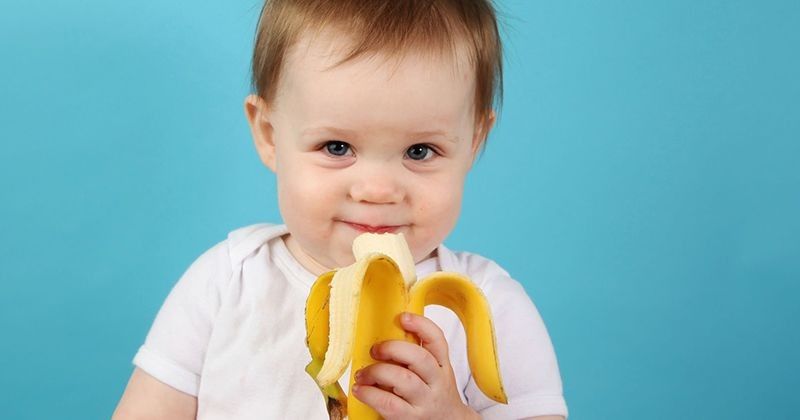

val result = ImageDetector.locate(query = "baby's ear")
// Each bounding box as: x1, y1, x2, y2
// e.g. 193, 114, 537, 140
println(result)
471, 110, 497, 158
244, 94, 277, 172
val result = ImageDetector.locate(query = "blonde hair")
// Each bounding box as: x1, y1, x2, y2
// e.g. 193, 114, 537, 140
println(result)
250, 0, 503, 138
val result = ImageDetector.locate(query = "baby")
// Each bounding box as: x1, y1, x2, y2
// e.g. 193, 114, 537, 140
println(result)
114, 1, 567, 419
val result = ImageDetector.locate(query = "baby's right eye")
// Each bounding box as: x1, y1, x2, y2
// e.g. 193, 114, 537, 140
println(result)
323, 141, 352, 157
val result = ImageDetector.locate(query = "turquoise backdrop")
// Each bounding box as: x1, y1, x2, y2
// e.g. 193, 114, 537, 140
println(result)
1, 1, 798, 418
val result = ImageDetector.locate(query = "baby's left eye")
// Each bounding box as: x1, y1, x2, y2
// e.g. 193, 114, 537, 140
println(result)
405, 144, 435, 161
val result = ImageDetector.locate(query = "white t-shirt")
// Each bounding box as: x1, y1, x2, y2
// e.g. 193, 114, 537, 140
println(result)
133, 224, 568, 419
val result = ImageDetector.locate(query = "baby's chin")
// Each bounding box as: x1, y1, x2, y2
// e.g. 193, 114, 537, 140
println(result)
325, 245, 356, 270
412, 246, 438, 265
405, 236, 439, 263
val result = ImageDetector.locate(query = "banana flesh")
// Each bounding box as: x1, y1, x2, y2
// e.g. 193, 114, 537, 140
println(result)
304, 233, 507, 419
352, 232, 417, 288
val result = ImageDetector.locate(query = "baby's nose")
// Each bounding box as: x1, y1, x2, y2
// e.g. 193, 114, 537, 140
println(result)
348, 171, 405, 204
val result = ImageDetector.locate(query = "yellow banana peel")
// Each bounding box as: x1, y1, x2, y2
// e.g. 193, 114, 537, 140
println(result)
304, 233, 507, 419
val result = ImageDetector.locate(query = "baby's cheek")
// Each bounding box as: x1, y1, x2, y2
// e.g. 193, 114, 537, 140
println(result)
423, 179, 463, 218
414, 184, 462, 252
284, 167, 329, 202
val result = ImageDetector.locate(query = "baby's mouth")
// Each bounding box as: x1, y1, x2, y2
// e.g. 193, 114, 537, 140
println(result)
341, 221, 404, 234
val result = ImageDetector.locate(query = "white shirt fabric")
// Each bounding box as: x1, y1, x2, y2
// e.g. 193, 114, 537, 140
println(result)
133, 224, 568, 419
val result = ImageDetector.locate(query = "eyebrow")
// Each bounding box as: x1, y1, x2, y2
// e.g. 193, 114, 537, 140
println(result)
302, 126, 459, 143
301, 126, 357, 139
411, 130, 460, 143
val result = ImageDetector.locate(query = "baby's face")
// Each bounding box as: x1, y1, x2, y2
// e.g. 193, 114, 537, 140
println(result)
248, 33, 488, 273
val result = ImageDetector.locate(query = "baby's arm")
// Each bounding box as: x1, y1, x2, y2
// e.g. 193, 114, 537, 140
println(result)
113, 238, 233, 418
112, 368, 197, 419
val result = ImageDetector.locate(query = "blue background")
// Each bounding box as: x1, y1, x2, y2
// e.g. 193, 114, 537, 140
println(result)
1, 0, 798, 418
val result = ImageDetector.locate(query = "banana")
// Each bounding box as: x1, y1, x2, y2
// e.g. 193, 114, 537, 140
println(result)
352, 232, 416, 288
304, 233, 507, 419
305, 271, 348, 419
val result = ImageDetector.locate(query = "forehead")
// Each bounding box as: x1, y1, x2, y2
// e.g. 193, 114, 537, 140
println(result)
274, 30, 476, 129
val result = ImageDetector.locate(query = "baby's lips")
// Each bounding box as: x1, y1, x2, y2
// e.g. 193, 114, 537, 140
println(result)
343, 221, 403, 234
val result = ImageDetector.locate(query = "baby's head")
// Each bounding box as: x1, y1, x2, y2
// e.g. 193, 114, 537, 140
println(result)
244, 0, 503, 273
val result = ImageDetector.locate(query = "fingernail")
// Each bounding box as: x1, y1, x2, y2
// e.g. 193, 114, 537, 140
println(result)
355, 369, 362, 381
401, 312, 411, 323
352, 384, 360, 393
370, 345, 378, 358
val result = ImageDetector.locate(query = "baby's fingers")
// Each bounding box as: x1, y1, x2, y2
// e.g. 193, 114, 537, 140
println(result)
352, 383, 414, 420
355, 362, 429, 405
370, 313, 452, 387
400, 312, 451, 367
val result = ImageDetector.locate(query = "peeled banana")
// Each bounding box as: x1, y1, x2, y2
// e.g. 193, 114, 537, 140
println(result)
304, 233, 507, 419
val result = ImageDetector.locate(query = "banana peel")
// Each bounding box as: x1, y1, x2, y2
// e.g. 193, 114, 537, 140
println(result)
304, 233, 507, 419
305, 271, 348, 419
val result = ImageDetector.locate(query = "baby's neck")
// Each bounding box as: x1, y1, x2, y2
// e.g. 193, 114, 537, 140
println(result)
282, 234, 331, 276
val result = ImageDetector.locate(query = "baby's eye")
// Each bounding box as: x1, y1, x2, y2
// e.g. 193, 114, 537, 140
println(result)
324, 141, 352, 157
405, 144, 435, 161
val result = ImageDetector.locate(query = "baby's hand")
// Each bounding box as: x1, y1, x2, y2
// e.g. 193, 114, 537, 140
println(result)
352, 312, 479, 420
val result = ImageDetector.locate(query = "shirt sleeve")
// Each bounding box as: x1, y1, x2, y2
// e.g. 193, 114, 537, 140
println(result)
464, 262, 568, 419
132, 239, 233, 396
